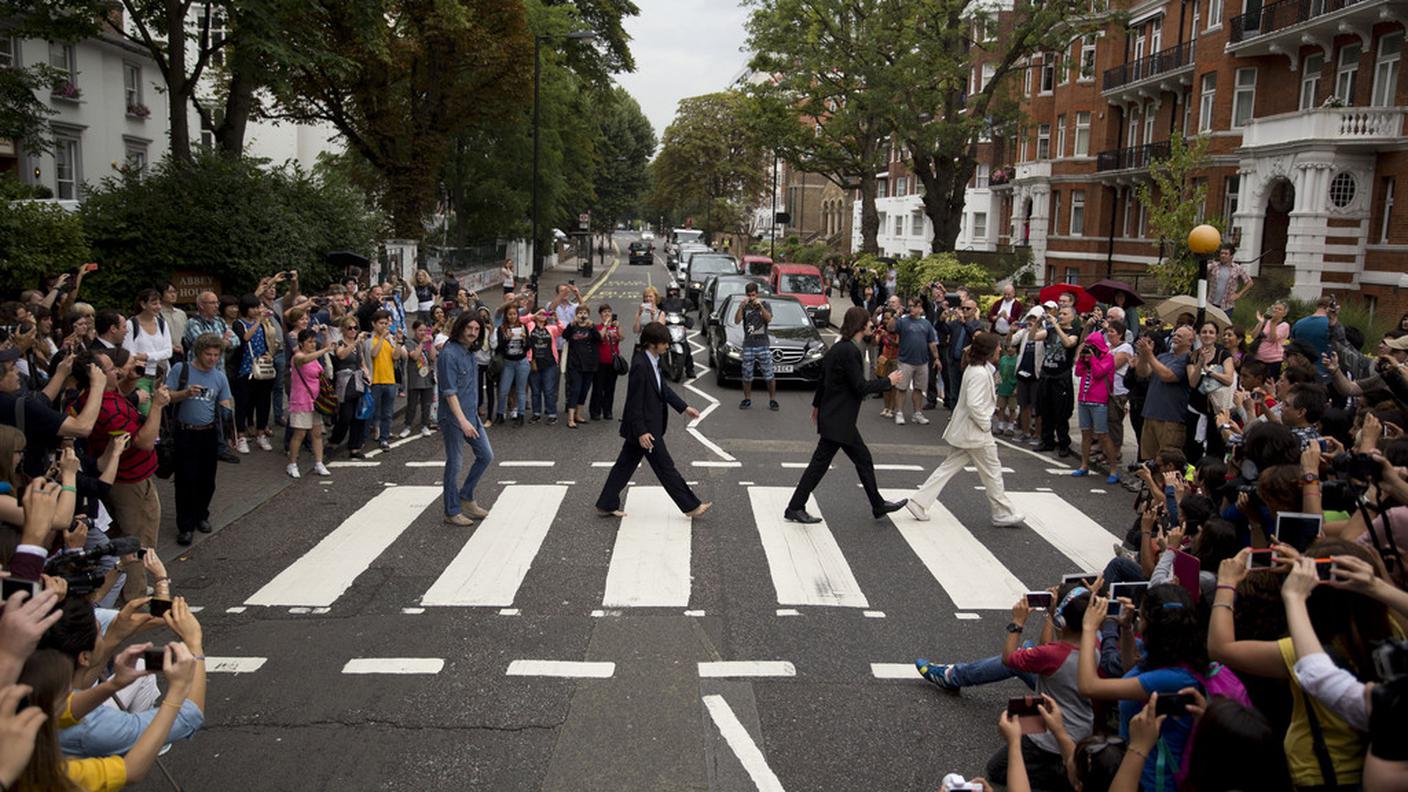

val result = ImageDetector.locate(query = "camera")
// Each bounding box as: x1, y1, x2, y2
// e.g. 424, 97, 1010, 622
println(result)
1370, 639, 1408, 761
43, 536, 141, 595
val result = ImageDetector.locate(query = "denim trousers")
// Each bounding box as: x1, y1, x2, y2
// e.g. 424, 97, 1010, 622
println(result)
529, 362, 559, 417
497, 358, 530, 417
948, 649, 1038, 689
370, 383, 397, 440
441, 418, 493, 516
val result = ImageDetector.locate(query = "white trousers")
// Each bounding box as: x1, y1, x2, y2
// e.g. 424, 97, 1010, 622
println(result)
911, 443, 1019, 521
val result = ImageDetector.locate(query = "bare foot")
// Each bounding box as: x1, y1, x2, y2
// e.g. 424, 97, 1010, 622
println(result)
685, 502, 712, 518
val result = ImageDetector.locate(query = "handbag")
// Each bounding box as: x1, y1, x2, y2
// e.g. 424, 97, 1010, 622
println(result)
612, 352, 628, 376
250, 354, 276, 381
355, 389, 374, 421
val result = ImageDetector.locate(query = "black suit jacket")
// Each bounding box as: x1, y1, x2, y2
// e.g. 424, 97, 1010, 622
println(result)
620, 350, 687, 442
812, 339, 891, 446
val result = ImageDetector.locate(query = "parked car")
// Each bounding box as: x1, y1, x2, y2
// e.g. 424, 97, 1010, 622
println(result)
683, 254, 741, 306
628, 241, 653, 266
671, 242, 709, 272
707, 294, 827, 387
742, 254, 773, 277
641, 229, 655, 241
666, 228, 705, 266
769, 263, 831, 327
699, 274, 771, 329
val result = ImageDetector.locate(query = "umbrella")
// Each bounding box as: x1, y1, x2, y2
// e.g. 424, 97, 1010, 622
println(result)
1087, 278, 1144, 308
1155, 295, 1231, 329
1038, 283, 1097, 313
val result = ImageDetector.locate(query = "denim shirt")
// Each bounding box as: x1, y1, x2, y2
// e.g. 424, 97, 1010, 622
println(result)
437, 340, 479, 424
61, 697, 205, 758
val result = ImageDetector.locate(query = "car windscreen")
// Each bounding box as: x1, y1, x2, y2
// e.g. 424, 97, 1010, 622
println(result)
715, 280, 768, 302
780, 273, 824, 294
630, 243, 648, 251
724, 299, 811, 327
689, 258, 737, 278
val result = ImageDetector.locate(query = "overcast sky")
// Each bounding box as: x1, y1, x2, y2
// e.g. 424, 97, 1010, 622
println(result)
615, 0, 753, 144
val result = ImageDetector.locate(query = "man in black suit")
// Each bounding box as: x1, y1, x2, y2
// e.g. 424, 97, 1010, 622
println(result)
784, 306, 907, 524
595, 322, 711, 518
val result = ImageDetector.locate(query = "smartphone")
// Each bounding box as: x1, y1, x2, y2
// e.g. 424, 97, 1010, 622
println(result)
1155, 693, 1194, 717
1107, 600, 1124, 618
2, 576, 41, 601
1061, 573, 1097, 586
1275, 512, 1324, 553
1025, 591, 1054, 609
1314, 558, 1335, 581
1110, 582, 1150, 608
1006, 696, 1047, 733
142, 647, 166, 671
1248, 549, 1275, 570
149, 598, 172, 618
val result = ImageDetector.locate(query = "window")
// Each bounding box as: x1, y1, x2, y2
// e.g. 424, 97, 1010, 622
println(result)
1182, 89, 1192, 133
1372, 32, 1402, 107
1041, 55, 1056, 92
1329, 172, 1356, 208
1074, 111, 1091, 155
1122, 188, 1134, 236
0, 36, 17, 68
1065, 267, 1080, 285
1336, 44, 1361, 105
896, 176, 907, 196
206, 7, 228, 67
1134, 31, 1146, 64
1037, 124, 1051, 159
1151, 18, 1163, 53
1057, 50, 1070, 85
973, 211, 988, 239
1300, 53, 1324, 110
54, 136, 79, 200
1223, 175, 1240, 221
1381, 177, 1396, 243
1232, 67, 1256, 127
1198, 72, 1217, 132
48, 41, 76, 88
976, 163, 990, 188
1143, 100, 1156, 144
1137, 200, 1147, 238
1056, 114, 1067, 157
1024, 62, 1033, 95
1080, 36, 1097, 82
1208, 0, 1223, 29
123, 63, 141, 110
1128, 106, 1141, 147
1050, 190, 1062, 228
894, 215, 904, 236
911, 210, 925, 235
981, 63, 995, 92
124, 141, 148, 172
1070, 190, 1086, 236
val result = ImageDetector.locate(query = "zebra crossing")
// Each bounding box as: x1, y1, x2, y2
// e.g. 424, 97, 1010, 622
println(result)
239, 479, 1124, 617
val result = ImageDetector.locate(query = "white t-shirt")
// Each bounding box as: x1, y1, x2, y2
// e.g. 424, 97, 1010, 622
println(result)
122, 315, 173, 377
1110, 341, 1135, 397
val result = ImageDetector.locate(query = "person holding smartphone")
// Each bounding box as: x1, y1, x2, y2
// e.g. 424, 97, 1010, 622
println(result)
166, 334, 234, 544
734, 283, 777, 411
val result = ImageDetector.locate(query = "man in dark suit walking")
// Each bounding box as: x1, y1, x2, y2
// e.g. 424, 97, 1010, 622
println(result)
784, 306, 908, 524
596, 321, 711, 518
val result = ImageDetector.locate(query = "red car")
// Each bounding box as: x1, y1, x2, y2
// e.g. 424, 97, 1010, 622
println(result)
769, 263, 831, 327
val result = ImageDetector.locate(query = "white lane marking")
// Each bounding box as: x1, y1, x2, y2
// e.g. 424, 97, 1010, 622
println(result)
702, 695, 786, 792
421, 485, 568, 607
342, 658, 444, 675
863, 610, 886, 618
677, 330, 737, 463
749, 487, 868, 608
205, 657, 267, 674
739, 480, 755, 486
498, 608, 520, 616
224, 606, 246, 614
363, 432, 426, 458
602, 487, 692, 607
326, 460, 380, 468
692, 460, 743, 467
401, 607, 425, 615
965, 466, 1015, 473
955, 612, 982, 620
1047, 468, 1078, 475
1036, 487, 1054, 492
501, 460, 555, 468
780, 462, 832, 469
876, 464, 926, 471
1007, 491, 1120, 571
684, 609, 707, 617
246, 486, 439, 608
591, 461, 615, 468
882, 488, 1028, 610
555, 480, 577, 485
311, 607, 330, 614
687, 428, 738, 463
871, 663, 920, 680
506, 660, 615, 678
288, 607, 310, 614
698, 661, 796, 678
405, 461, 442, 467
997, 437, 1071, 468
776, 608, 800, 616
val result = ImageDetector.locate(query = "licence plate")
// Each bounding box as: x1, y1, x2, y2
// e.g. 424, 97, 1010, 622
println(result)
774, 364, 794, 373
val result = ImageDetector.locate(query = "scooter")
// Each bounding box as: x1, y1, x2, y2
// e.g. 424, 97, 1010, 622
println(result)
663, 311, 693, 382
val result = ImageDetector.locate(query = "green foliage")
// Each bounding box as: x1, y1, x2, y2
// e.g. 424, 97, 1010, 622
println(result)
650, 91, 766, 238
850, 252, 992, 296
78, 153, 380, 306
768, 237, 831, 265
590, 87, 657, 230
0, 0, 104, 153
0, 198, 90, 291
1138, 136, 1219, 294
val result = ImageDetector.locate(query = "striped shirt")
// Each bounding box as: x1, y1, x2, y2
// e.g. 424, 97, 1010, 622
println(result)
82, 390, 157, 483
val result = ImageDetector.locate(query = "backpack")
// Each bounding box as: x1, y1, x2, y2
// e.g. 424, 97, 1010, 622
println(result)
155, 362, 190, 479
1158, 663, 1252, 791
130, 314, 167, 340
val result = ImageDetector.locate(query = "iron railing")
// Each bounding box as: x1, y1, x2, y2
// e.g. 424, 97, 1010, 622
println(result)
1095, 140, 1175, 172
1102, 41, 1195, 92
1230, 0, 1368, 43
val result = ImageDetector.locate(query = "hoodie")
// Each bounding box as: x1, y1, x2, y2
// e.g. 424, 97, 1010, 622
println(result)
1074, 330, 1115, 404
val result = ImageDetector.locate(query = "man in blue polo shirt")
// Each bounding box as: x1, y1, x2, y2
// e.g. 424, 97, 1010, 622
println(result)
166, 333, 234, 545
895, 297, 939, 425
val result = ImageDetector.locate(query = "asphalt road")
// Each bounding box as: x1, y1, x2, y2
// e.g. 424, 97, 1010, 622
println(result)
137, 235, 1137, 792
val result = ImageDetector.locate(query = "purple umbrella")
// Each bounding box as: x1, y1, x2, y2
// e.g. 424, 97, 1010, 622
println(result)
1087, 279, 1144, 308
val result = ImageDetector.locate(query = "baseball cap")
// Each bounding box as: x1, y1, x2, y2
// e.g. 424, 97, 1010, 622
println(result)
1042, 300, 1058, 310
1025, 306, 1045, 319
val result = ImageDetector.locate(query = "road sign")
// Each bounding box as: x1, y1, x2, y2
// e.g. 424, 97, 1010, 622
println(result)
578, 212, 590, 231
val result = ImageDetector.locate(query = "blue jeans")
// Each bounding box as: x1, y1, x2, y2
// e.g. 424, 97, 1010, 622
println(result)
272, 346, 287, 423
370, 383, 397, 441
497, 358, 529, 417
948, 650, 1038, 689
441, 417, 493, 515
529, 362, 559, 416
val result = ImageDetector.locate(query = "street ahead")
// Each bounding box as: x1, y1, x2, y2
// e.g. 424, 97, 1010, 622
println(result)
140, 235, 1136, 792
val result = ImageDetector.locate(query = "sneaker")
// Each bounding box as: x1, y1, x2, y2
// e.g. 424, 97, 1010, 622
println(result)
421, 426, 434, 437
256, 435, 273, 452
894, 411, 905, 425
1026, 436, 1043, 447
1106, 472, 1121, 485
992, 512, 1027, 527
1071, 468, 1090, 478
529, 413, 541, 424
912, 412, 929, 425
398, 427, 412, 438
443, 513, 474, 527
235, 437, 250, 454
515, 414, 525, 427
286, 463, 300, 479
378, 440, 391, 451
880, 408, 893, 418
313, 462, 332, 477
769, 400, 779, 411
462, 500, 490, 518
1114, 541, 1136, 560
547, 415, 558, 425
915, 659, 958, 691
905, 500, 931, 522
739, 399, 752, 410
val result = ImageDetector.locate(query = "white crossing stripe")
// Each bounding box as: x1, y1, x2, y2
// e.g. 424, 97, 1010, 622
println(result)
421, 485, 568, 607
703, 695, 786, 792
882, 488, 1028, 610
1007, 491, 1120, 572
500, 460, 555, 467
870, 663, 920, 680
601, 487, 691, 607
325, 460, 380, 468
205, 657, 267, 674
748, 487, 868, 608
692, 460, 743, 467
698, 661, 796, 678
245, 486, 439, 607
506, 660, 615, 678
405, 461, 442, 467
965, 466, 1015, 473
342, 658, 444, 674
875, 464, 925, 471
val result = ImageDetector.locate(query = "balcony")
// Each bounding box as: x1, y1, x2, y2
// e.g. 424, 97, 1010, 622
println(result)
1013, 161, 1051, 182
1240, 107, 1407, 149
1095, 140, 1174, 175
1102, 41, 1197, 105
1229, 0, 1396, 59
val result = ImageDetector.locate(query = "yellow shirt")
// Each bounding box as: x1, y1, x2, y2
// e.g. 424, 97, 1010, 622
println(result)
66, 755, 127, 792
1278, 637, 1365, 787
369, 335, 396, 385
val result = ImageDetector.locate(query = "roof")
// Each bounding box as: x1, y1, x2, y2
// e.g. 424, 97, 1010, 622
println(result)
773, 262, 821, 273
742, 255, 773, 263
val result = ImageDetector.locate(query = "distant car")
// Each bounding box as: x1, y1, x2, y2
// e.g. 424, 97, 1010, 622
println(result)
682, 254, 741, 305
672, 242, 709, 272
699, 274, 771, 329
708, 294, 827, 387
628, 241, 653, 266
641, 229, 655, 241
667, 228, 705, 266
742, 254, 773, 277
769, 263, 831, 327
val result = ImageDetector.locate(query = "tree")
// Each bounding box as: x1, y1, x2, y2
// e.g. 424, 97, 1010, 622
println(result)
589, 87, 656, 231
0, 184, 90, 290
650, 92, 766, 241
743, 0, 905, 254
1139, 135, 1218, 293
891, 0, 1106, 252
0, 0, 104, 154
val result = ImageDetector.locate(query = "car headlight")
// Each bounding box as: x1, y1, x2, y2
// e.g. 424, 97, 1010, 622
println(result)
690, 281, 702, 289
725, 344, 742, 359
804, 343, 824, 360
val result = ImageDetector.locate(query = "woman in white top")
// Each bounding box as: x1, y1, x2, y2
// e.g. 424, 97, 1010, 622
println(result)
123, 287, 174, 417
633, 286, 662, 333
500, 259, 516, 295
159, 282, 189, 357
904, 331, 1025, 526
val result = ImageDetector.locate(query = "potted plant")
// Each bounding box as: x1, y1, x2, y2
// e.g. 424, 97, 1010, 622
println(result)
52, 80, 82, 100
127, 103, 151, 119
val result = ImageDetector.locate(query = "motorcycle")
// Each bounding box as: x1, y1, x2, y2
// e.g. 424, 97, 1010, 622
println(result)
663, 311, 693, 382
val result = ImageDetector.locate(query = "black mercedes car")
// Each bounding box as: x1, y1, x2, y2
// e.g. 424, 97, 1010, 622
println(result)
699, 274, 770, 329
707, 294, 827, 387
628, 241, 653, 266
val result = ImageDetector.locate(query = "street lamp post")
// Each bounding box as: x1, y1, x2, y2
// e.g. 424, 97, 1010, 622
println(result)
1187, 223, 1221, 327
531, 30, 597, 281
769, 152, 778, 260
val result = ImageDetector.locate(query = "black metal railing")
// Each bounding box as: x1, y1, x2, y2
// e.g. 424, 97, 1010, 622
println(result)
1095, 140, 1175, 172
1102, 41, 1195, 92
1230, 0, 1368, 43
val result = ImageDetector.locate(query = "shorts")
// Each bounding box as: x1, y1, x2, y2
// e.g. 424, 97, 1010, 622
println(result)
1077, 401, 1108, 434
740, 346, 774, 381
1016, 377, 1039, 407
896, 362, 929, 394
996, 393, 1016, 413
289, 411, 316, 430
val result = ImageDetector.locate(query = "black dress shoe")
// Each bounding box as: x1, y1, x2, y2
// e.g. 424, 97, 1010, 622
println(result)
783, 508, 822, 524
196, 520, 213, 534
1034, 444, 1057, 452
872, 499, 908, 518
177, 530, 194, 546
1057, 446, 1073, 458
218, 449, 241, 463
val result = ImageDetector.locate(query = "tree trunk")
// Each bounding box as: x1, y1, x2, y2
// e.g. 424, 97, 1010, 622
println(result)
384, 163, 433, 240
913, 146, 977, 254
165, 0, 191, 164
217, 46, 260, 156
858, 172, 879, 254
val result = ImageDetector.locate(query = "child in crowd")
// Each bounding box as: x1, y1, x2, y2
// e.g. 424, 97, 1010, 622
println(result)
996, 341, 1019, 435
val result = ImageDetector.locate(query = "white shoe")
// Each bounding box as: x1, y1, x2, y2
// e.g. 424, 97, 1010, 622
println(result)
905, 500, 931, 521
992, 512, 1027, 527
313, 462, 331, 477
235, 437, 250, 454
286, 463, 300, 479
894, 411, 905, 425
256, 435, 273, 452
398, 427, 412, 438
880, 408, 893, 418
912, 412, 929, 425
421, 426, 433, 437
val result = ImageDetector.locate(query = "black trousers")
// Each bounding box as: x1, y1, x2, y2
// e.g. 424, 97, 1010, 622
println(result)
1038, 375, 1074, 449
787, 436, 883, 512
328, 393, 366, 451
596, 436, 700, 513
590, 368, 618, 418
173, 426, 218, 532
942, 356, 963, 408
